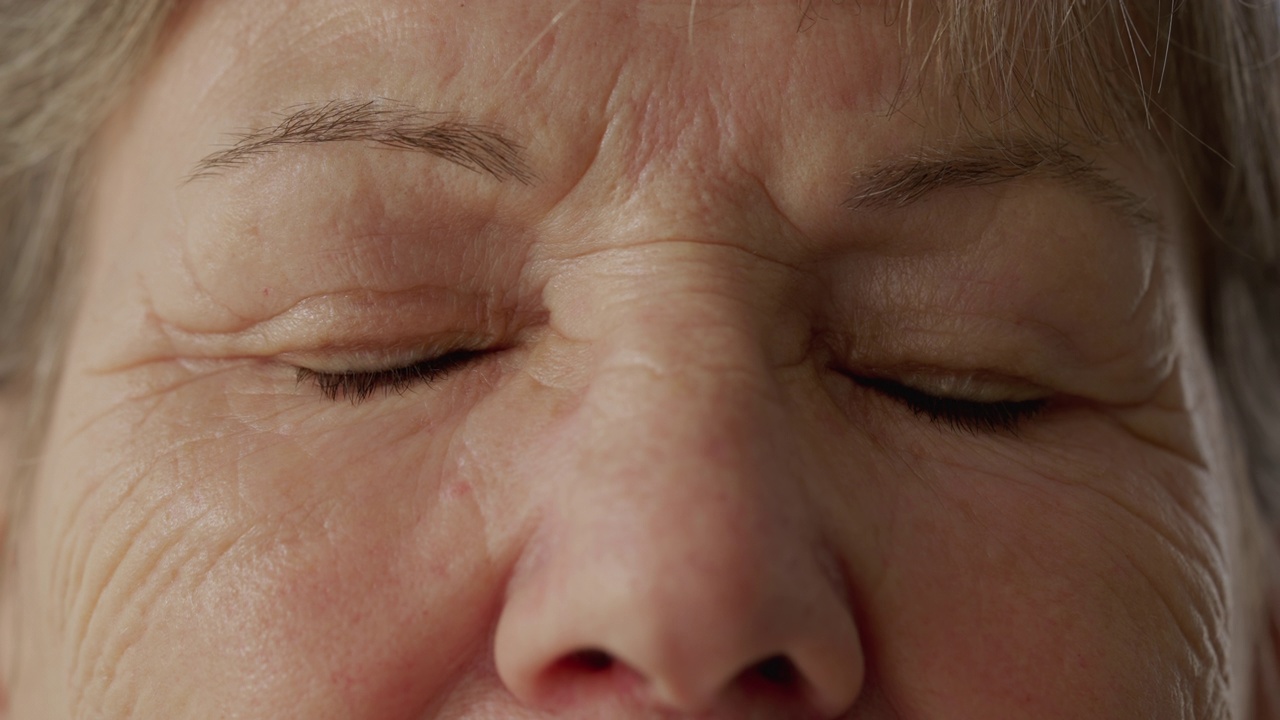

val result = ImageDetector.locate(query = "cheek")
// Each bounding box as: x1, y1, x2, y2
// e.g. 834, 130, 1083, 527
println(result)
836, 413, 1233, 717
26, 370, 521, 717
21, 311, 1246, 718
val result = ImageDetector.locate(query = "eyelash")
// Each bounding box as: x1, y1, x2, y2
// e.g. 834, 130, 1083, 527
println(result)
296, 353, 1046, 434
851, 374, 1047, 434
296, 350, 483, 403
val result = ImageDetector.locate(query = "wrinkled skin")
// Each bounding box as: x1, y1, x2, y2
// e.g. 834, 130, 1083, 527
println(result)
1, 1, 1268, 718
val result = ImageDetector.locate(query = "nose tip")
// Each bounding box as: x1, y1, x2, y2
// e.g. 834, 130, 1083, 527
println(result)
492, 444, 866, 718
494, 526, 864, 717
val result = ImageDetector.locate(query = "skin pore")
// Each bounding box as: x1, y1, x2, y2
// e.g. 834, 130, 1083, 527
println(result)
2, 0, 1265, 718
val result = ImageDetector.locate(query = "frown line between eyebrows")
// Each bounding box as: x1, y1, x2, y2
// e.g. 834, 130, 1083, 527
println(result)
844, 139, 1162, 235
185, 98, 536, 185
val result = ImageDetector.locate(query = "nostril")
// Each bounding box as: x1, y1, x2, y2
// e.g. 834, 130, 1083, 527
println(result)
732, 655, 810, 710
564, 648, 615, 673
530, 649, 631, 709
752, 655, 799, 686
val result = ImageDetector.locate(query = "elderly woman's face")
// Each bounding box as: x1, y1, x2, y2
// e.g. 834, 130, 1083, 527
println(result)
7, 1, 1262, 718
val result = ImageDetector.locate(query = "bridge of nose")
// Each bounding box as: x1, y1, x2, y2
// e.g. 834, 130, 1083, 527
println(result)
491, 248, 864, 716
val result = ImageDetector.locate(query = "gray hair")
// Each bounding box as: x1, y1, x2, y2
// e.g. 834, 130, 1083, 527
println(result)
0, 0, 174, 472
0, 0, 1277, 512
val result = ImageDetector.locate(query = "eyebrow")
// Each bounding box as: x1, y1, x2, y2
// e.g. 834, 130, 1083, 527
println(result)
188, 99, 534, 184
844, 140, 1159, 232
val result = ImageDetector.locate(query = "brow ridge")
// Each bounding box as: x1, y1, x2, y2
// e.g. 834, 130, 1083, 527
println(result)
844, 140, 1159, 231
188, 99, 534, 184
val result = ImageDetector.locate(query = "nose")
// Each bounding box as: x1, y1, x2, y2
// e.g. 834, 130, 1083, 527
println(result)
493, 303, 865, 717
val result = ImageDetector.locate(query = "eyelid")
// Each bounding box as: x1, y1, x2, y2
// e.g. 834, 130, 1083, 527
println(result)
284, 347, 435, 374
280, 334, 495, 374
851, 373, 1049, 434
295, 348, 488, 403
890, 369, 1048, 404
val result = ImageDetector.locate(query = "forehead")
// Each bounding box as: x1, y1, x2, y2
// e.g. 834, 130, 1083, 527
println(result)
168, 1, 899, 109
129, 0, 1163, 248
138, 1, 936, 198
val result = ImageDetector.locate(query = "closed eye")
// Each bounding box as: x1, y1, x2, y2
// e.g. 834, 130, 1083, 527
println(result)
296, 349, 486, 404
851, 374, 1048, 434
